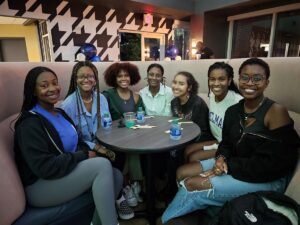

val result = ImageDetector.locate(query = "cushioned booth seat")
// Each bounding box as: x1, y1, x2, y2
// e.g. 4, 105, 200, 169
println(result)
0, 59, 300, 224
0, 115, 94, 225
13, 192, 94, 225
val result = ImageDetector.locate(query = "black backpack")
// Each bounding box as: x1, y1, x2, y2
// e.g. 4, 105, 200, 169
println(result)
214, 191, 300, 225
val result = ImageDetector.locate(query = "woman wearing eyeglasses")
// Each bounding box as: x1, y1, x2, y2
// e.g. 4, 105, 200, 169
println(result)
139, 63, 173, 116
61, 61, 134, 220
61, 61, 115, 160
162, 58, 300, 223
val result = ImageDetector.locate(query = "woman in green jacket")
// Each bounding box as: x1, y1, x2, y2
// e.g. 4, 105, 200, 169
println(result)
103, 62, 144, 120
103, 62, 144, 204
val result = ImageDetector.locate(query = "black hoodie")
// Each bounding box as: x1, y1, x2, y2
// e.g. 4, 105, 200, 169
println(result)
14, 109, 89, 186
216, 100, 300, 183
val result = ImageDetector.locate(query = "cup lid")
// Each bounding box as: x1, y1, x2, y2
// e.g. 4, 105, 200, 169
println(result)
123, 112, 135, 116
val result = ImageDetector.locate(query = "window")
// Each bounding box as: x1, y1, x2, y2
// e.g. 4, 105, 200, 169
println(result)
174, 28, 190, 60
143, 37, 160, 61
39, 20, 52, 61
120, 32, 141, 61
273, 9, 300, 57
119, 31, 165, 61
231, 15, 272, 58
227, 3, 300, 58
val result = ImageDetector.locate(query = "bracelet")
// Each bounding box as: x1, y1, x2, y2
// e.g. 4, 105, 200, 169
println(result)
215, 154, 226, 162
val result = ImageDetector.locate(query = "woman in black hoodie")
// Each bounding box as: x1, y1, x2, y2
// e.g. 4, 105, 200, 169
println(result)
14, 66, 123, 225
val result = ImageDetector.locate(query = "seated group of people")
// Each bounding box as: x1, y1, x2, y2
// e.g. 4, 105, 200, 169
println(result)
14, 58, 300, 225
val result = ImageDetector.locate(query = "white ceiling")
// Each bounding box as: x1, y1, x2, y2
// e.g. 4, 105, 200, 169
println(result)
0, 16, 28, 25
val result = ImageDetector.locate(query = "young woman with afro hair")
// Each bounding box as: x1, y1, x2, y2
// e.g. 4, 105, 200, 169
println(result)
103, 62, 144, 121
102, 62, 145, 204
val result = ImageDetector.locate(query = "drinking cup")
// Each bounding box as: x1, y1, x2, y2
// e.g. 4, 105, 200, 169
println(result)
123, 112, 136, 128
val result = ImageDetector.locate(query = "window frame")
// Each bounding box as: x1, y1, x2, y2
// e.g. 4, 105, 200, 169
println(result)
226, 3, 300, 59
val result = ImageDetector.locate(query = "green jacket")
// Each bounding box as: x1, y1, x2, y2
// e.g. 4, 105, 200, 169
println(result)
103, 88, 144, 121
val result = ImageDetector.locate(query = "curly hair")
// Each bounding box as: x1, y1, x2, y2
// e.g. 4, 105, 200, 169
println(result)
103, 62, 141, 87
239, 57, 270, 79
175, 71, 199, 96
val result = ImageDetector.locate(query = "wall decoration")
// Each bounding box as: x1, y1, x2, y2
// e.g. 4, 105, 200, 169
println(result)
0, 0, 174, 61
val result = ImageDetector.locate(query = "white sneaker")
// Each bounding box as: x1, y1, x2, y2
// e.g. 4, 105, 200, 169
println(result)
116, 195, 134, 220
131, 181, 143, 203
123, 185, 138, 207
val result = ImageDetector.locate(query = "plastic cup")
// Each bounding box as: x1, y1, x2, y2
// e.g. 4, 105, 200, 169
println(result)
123, 112, 136, 128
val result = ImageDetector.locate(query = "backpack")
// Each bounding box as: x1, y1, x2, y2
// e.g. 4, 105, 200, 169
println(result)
214, 191, 300, 225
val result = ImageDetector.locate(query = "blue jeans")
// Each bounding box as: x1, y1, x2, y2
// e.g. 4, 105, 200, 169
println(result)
162, 158, 287, 223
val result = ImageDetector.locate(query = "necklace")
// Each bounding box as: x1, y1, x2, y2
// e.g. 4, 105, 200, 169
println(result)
244, 97, 265, 121
82, 97, 92, 104
116, 88, 130, 105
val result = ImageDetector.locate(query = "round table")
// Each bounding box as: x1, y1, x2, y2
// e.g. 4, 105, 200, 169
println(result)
96, 116, 201, 225
96, 116, 200, 153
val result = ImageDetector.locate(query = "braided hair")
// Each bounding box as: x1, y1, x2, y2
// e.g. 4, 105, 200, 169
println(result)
207, 62, 240, 96
65, 61, 101, 129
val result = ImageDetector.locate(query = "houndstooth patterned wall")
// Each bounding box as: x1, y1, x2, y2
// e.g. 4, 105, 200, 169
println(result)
0, 0, 174, 61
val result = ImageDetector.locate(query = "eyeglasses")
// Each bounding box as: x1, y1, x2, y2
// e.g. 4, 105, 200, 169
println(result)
239, 74, 265, 85
77, 74, 95, 81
